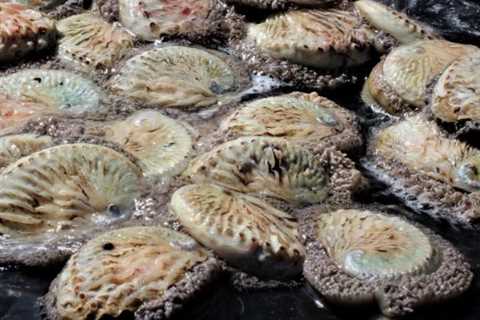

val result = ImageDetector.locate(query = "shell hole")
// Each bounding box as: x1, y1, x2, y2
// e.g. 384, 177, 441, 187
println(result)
102, 242, 115, 251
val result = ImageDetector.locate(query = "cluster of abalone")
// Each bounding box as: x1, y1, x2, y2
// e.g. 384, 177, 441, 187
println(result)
0, 0, 476, 319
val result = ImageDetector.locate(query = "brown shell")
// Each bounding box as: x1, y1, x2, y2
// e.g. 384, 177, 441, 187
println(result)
0, 3, 56, 62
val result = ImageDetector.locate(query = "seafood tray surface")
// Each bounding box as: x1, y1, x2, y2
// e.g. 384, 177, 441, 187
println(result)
0, 0, 479, 319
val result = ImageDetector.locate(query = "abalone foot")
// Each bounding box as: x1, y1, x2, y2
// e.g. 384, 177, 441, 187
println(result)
362, 156, 480, 229
300, 204, 473, 318
39, 256, 223, 320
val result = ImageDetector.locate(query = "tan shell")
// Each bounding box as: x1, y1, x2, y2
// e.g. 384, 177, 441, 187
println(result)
354, 0, 437, 44
381, 40, 476, 108
432, 49, 480, 122
48, 226, 210, 319
0, 3, 56, 62
221, 92, 339, 141
0, 134, 52, 168
119, 0, 213, 41
313, 209, 433, 279
373, 115, 480, 192
170, 183, 304, 278
246, 9, 375, 69
57, 13, 134, 72
0, 94, 54, 133
110, 46, 237, 109
186, 137, 329, 205
0, 143, 142, 236
87, 110, 193, 177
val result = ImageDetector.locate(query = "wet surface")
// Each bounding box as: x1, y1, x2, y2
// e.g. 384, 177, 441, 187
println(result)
1, 0, 480, 319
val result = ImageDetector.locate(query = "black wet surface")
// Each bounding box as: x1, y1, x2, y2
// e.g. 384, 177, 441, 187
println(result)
1, 0, 480, 319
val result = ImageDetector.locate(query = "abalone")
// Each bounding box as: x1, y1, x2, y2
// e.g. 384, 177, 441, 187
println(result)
186, 137, 363, 205
0, 133, 52, 168
362, 40, 477, 115
366, 115, 480, 226
302, 206, 473, 317
354, 0, 438, 45
110, 46, 245, 109
99, 0, 225, 42
431, 49, 480, 123
0, 69, 105, 114
170, 183, 304, 279
233, 8, 382, 89
41, 226, 221, 320
57, 13, 134, 72
0, 3, 56, 62
0, 143, 142, 266
0, 94, 55, 134
86, 110, 193, 177
219, 92, 362, 154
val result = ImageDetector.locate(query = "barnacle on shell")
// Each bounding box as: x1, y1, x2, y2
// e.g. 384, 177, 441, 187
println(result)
302, 207, 473, 317
118, 0, 215, 41
0, 143, 141, 238
57, 13, 134, 72
354, 0, 437, 45
363, 40, 477, 114
41, 226, 220, 320
0, 134, 52, 168
171, 183, 304, 279
186, 137, 329, 205
432, 49, 480, 123
0, 69, 105, 114
246, 9, 376, 69
110, 46, 241, 109
0, 3, 56, 62
220, 92, 361, 153
87, 110, 193, 177
368, 115, 480, 225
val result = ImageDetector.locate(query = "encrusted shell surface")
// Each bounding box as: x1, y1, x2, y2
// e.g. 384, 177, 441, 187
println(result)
87, 110, 193, 177
313, 209, 433, 279
118, 0, 214, 41
432, 49, 480, 122
186, 137, 329, 205
220, 92, 361, 153
42, 226, 220, 320
0, 69, 105, 114
110, 46, 238, 109
170, 183, 304, 279
0, 134, 52, 168
0, 94, 55, 133
0, 143, 141, 237
368, 115, 480, 225
302, 206, 473, 317
354, 0, 437, 44
246, 9, 375, 69
0, 3, 56, 62
377, 40, 476, 109
57, 13, 134, 72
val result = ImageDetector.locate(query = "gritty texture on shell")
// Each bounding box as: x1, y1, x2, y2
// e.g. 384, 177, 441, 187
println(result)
0, 69, 105, 114
0, 3, 56, 62
109, 45, 247, 110
432, 49, 480, 123
170, 183, 304, 279
57, 13, 134, 72
300, 204, 473, 318
40, 226, 223, 320
219, 92, 362, 154
354, 0, 438, 45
